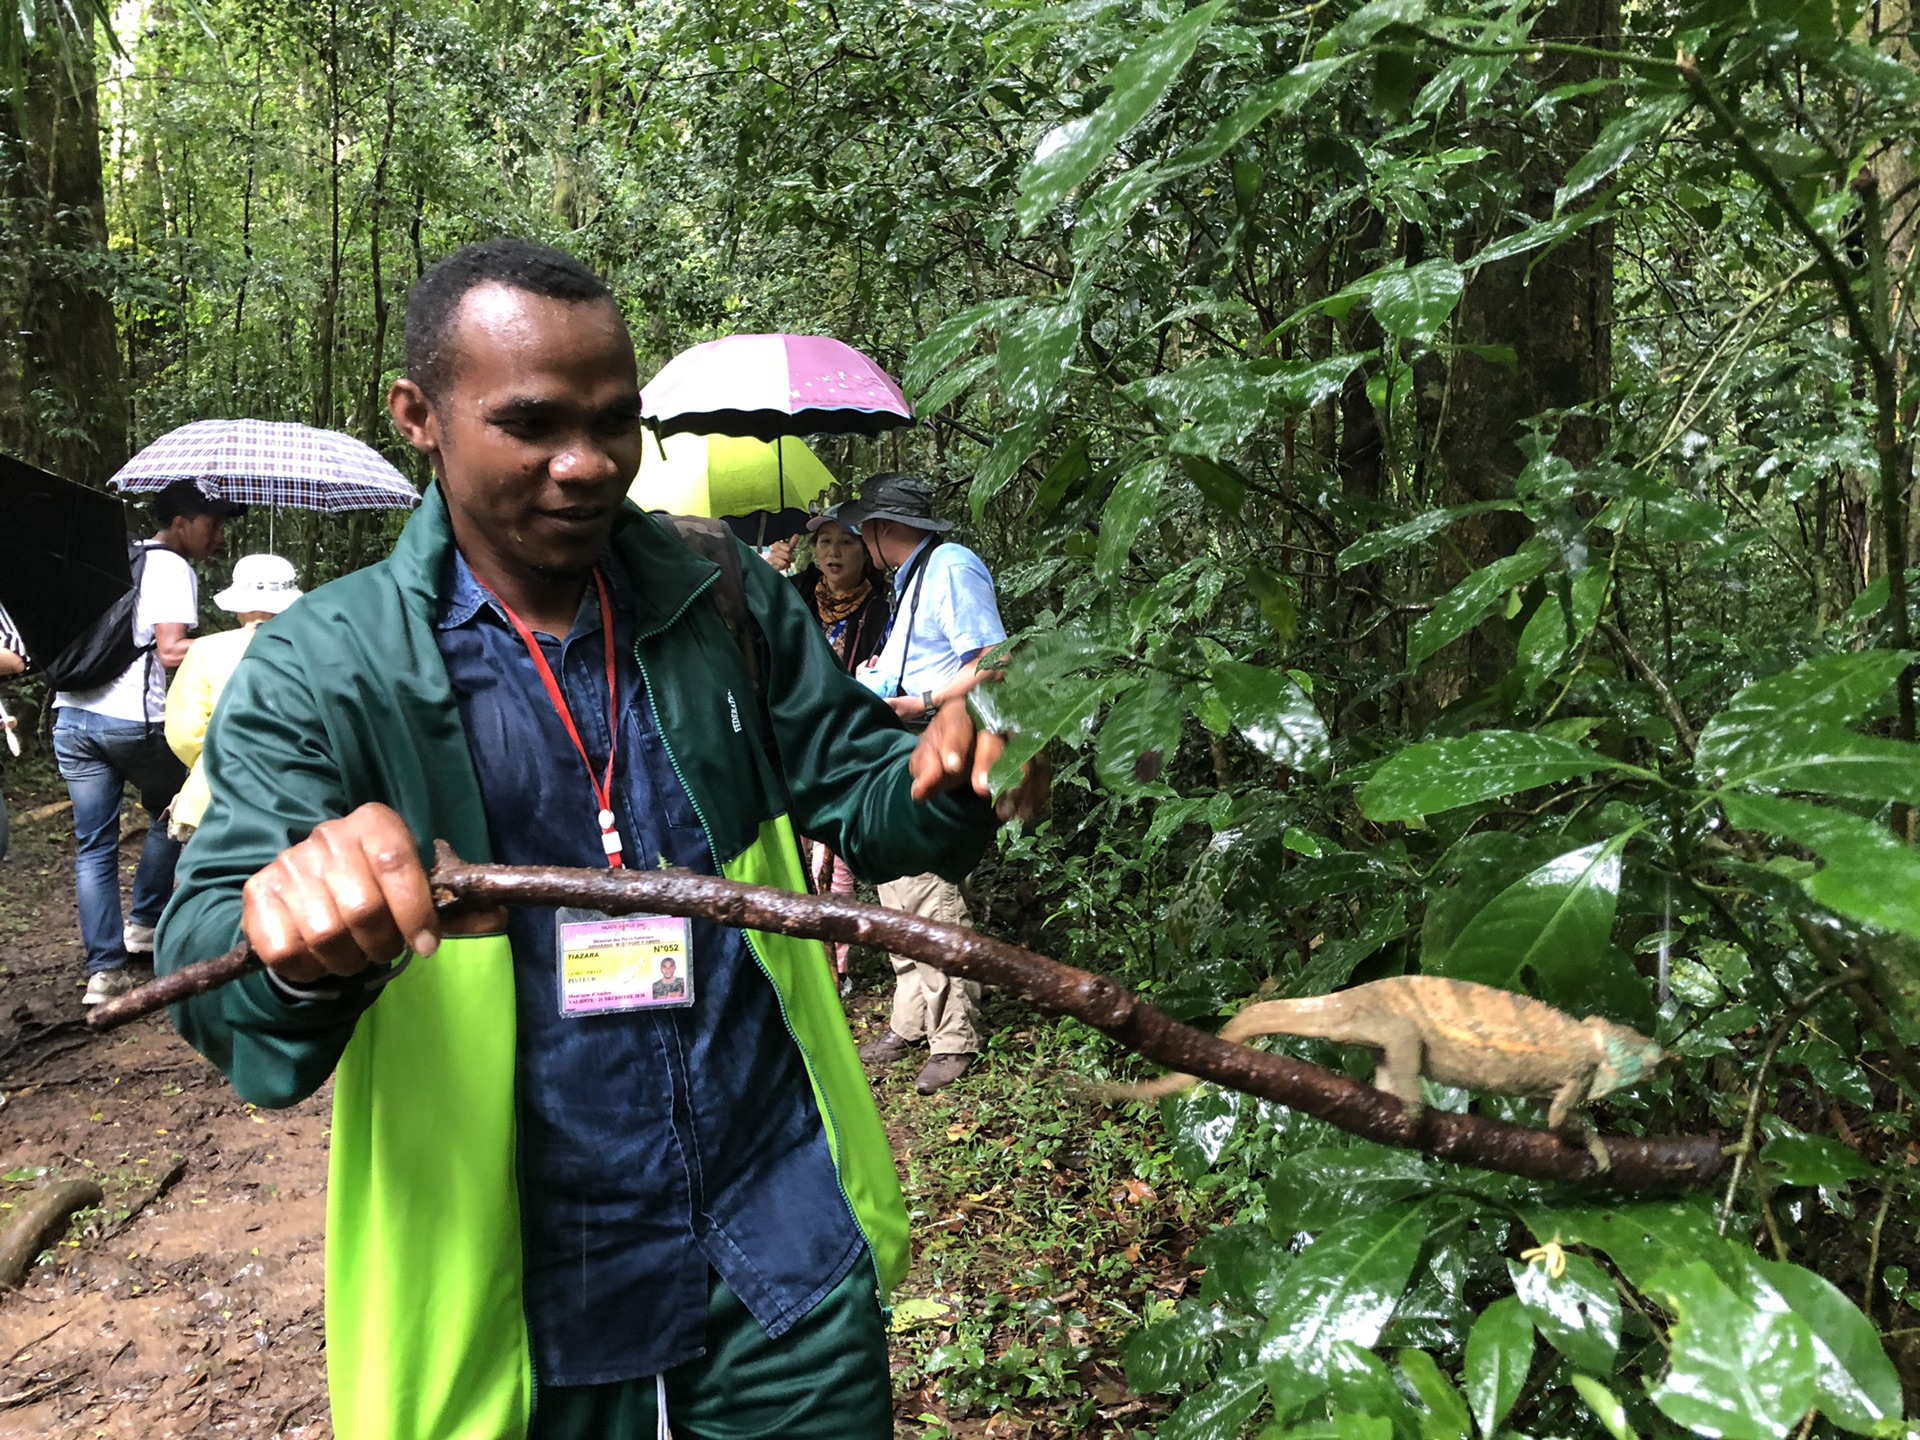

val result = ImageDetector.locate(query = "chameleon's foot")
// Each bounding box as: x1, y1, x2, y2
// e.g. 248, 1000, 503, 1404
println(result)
1553, 1116, 1611, 1173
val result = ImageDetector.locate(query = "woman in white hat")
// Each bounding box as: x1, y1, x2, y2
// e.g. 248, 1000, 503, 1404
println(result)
164, 554, 303, 839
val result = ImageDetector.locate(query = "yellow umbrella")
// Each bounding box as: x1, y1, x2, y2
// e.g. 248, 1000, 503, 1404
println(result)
630, 433, 834, 526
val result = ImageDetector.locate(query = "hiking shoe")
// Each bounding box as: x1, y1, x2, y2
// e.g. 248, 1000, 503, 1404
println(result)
123, 920, 157, 956
82, 970, 137, 1007
858, 1030, 913, 1066
915, 1053, 974, 1095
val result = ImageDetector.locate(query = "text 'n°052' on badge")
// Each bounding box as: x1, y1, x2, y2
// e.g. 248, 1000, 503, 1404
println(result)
555, 908, 694, 1017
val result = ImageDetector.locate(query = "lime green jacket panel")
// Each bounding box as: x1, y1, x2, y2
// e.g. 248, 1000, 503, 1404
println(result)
326, 935, 530, 1440
723, 817, 910, 1293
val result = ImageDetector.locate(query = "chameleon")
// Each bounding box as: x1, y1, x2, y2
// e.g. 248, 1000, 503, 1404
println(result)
1104, 975, 1668, 1168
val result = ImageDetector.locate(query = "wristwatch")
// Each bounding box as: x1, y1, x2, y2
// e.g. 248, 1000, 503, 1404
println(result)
920, 690, 938, 716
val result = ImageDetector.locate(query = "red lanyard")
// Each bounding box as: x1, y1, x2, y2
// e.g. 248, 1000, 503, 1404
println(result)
476, 568, 624, 868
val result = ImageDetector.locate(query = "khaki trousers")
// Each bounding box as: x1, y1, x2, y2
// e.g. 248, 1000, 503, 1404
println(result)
875, 871, 982, 1056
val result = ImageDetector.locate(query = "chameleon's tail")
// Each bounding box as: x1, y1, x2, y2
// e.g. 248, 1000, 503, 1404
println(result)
1096, 996, 1352, 1103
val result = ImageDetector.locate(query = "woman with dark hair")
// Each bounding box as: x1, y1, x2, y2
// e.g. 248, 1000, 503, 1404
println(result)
788, 508, 889, 672
788, 506, 890, 978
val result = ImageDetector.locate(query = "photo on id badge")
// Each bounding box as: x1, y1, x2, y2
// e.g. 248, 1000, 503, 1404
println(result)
555, 908, 695, 1017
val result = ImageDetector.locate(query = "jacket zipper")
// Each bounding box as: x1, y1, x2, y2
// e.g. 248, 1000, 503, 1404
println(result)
630, 600, 885, 1298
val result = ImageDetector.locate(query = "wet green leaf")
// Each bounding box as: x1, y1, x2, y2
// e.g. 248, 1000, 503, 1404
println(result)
1128, 357, 1284, 458
1273, 353, 1367, 410
1339, 502, 1526, 570
1464, 1297, 1532, 1435
1409, 539, 1556, 666
996, 294, 1085, 413
915, 352, 992, 418
1199, 1224, 1291, 1315
1426, 840, 1622, 994
1258, 1206, 1430, 1386
1414, 51, 1511, 117
1395, 1348, 1469, 1440
1210, 662, 1331, 772
1697, 652, 1911, 784
1170, 1086, 1243, 1178
1359, 732, 1625, 823
1369, 260, 1465, 343
1522, 1200, 1729, 1292
1266, 1145, 1440, 1236
1644, 1261, 1818, 1440
1517, 567, 1608, 685
1322, 0, 1426, 53
1273, 1411, 1396, 1440
1826, 42, 1920, 105
1072, 162, 1169, 261
1324, 1343, 1420, 1439
1016, 0, 1229, 232
1841, 568, 1920, 624
1158, 1362, 1269, 1440
1761, 1133, 1876, 1188
1728, 731, 1920, 807
1096, 672, 1182, 796
1169, 57, 1357, 170
1720, 791, 1920, 941
1570, 1373, 1638, 1440
1125, 1301, 1229, 1393
1507, 1250, 1622, 1373
1751, 1259, 1902, 1433
1245, 561, 1298, 643
1032, 433, 1093, 515
1557, 92, 1690, 210
1179, 453, 1249, 515
903, 298, 1024, 396
1096, 459, 1168, 580
967, 412, 1050, 517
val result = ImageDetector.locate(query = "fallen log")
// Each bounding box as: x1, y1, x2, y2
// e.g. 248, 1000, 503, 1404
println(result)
12, 800, 71, 829
0, 1179, 103, 1288
89, 843, 1728, 1191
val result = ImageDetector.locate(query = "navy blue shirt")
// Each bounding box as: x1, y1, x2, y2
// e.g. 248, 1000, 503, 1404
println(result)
434, 552, 867, 1387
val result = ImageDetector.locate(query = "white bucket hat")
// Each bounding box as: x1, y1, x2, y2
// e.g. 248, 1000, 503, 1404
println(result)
214, 553, 303, 615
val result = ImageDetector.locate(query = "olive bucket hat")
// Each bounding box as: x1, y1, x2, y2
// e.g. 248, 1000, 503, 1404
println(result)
839, 472, 955, 533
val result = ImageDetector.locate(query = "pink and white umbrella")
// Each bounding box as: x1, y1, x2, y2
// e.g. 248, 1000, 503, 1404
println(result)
109, 419, 419, 513
642, 334, 913, 441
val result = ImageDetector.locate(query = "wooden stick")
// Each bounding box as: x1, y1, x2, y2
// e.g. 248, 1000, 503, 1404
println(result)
88, 843, 1728, 1190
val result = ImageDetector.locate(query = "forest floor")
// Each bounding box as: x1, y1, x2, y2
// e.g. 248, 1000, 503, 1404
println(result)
0, 753, 1197, 1439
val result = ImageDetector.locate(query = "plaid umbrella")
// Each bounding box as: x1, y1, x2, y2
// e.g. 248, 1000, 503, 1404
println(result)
109, 419, 420, 512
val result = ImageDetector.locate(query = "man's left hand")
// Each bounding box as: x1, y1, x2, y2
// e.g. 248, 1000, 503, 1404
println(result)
907, 674, 1049, 823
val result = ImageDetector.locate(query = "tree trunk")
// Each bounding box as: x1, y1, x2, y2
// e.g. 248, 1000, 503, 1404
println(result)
0, 1, 127, 484
1432, 0, 1618, 695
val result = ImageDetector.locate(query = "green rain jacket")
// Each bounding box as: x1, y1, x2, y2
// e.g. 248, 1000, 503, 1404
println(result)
157, 485, 997, 1440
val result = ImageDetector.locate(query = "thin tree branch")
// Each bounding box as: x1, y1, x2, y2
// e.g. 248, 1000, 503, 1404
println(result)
1600, 619, 1696, 757
91, 847, 1730, 1192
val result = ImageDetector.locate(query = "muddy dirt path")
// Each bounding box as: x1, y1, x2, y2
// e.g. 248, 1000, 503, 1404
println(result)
0, 758, 330, 1437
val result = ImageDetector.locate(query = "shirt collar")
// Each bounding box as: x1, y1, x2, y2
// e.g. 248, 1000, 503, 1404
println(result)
891, 536, 935, 598
437, 551, 627, 638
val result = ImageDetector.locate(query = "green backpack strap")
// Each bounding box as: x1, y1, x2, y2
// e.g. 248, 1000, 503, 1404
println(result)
664, 514, 764, 701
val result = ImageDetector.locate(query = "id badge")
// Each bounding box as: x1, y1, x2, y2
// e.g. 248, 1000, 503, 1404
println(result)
555, 907, 694, 1017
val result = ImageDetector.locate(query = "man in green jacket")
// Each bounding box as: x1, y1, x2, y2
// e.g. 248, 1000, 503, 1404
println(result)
158, 238, 1041, 1440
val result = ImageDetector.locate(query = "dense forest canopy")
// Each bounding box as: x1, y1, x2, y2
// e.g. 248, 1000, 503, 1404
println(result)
5, 0, 1920, 1432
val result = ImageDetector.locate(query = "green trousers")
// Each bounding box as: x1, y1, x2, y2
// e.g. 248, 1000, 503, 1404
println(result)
529, 1260, 894, 1440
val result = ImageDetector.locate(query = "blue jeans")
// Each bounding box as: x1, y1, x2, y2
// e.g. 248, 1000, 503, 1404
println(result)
52, 708, 186, 975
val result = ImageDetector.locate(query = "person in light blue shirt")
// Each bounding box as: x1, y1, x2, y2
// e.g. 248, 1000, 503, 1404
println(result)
842, 473, 1007, 1092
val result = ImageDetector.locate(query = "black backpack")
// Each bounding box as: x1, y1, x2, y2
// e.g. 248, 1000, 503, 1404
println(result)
36, 542, 162, 694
